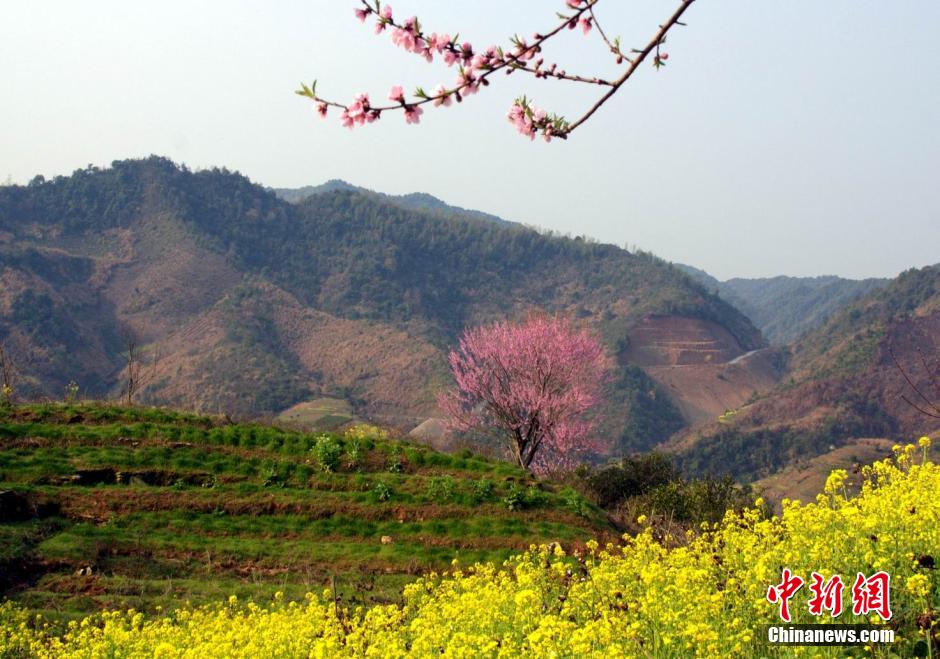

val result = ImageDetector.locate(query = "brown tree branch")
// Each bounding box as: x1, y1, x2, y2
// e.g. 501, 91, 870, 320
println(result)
505, 62, 613, 87
917, 346, 940, 400
901, 395, 940, 419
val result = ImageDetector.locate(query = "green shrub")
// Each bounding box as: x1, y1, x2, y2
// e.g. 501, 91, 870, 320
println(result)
503, 484, 526, 511
344, 441, 362, 471
262, 465, 285, 488
295, 464, 313, 484
640, 476, 759, 524
372, 481, 392, 502
524, 485, 547, 508
312, 435, 343, 473
562, 488, 590, 517
64, 381, 79, 404
471, 477, 494, 503
426, 476, 456, 502
405, 448, 426, 467
586, 453, 678, 508
385, 449, 404, 474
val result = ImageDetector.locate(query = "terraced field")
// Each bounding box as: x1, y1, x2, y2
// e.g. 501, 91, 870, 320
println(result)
0, 403, 610, 626
624, 316, 780, 426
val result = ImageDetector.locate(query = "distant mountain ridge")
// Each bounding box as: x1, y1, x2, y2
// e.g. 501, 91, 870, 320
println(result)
271, 180, 516, 227
676, 264, 889, 345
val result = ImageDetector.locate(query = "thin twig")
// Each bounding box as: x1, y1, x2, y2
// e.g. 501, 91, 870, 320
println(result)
506, 62, 613, 86
588, 6, 628, 63
564, 0, 696, 136
890, 346, 940, 416
917, 346, 940, 400
901, 395, 940, 419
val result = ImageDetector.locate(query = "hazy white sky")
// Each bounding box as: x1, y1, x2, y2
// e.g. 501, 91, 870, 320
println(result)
2, 1, 938, 280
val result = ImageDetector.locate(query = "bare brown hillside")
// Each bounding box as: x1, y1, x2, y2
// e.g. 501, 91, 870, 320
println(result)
113, 280, 447, 422
625, 316, 781, 426
102, 214, 242, 340
715, 314, 940, 440
753, 438, 895, 507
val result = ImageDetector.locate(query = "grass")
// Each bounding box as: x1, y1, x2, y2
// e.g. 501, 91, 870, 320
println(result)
0, 402, 610, 624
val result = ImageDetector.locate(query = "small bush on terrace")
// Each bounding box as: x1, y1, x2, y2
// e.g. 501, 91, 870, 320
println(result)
312, 434, 343, 473
344, 424, 388, 442
426, 476, 456, 502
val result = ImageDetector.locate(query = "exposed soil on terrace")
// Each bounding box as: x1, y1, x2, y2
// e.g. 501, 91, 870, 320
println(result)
626, 316, 781, 427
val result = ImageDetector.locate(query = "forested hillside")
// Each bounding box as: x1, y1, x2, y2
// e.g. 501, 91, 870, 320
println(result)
677, 264, 888, 345
272, 180, 515, 227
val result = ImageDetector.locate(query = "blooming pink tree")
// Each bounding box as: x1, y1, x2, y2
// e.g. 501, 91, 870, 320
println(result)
297, 0, 696, 141
438, 315, 612, 472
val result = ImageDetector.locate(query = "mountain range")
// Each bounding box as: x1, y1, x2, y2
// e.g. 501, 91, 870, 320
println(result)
0, 157, 768, 459
2, 157, 937, 491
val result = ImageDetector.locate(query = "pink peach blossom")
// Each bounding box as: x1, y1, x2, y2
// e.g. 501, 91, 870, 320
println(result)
403, 104, 423, 124
433, 84, 452, 107
388, 85, 405, 103
439, 314, 610, 473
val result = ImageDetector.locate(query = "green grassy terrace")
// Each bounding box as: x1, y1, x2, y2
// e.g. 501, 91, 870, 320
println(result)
0, 402, 612, 625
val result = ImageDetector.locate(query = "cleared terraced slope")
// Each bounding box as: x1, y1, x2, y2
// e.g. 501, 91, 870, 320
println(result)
625, 316, 781, 426
0, 403, 610, 624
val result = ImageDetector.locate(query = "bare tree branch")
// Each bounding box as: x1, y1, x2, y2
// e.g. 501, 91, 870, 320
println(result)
890, 344, 940, 418
120, 327, 160, 406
